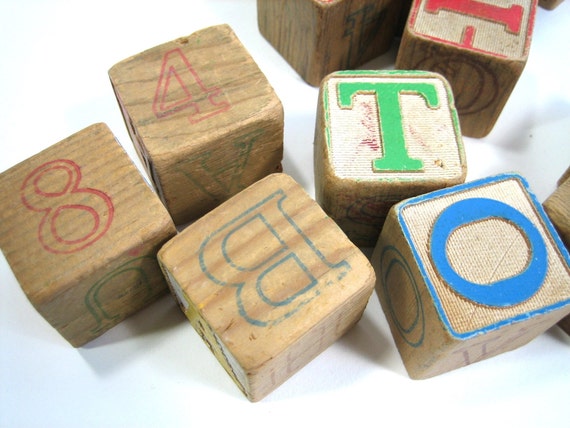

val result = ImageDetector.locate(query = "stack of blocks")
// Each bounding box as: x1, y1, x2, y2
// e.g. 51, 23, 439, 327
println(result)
1, 0, 569, 403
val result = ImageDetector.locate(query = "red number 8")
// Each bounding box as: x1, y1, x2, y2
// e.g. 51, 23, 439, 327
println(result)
20, 159, 114, 254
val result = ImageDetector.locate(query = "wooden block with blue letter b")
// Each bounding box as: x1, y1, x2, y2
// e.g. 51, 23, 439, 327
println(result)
314, 70, 466, 247
157, 173, 375, 401
371, 173, 570, 379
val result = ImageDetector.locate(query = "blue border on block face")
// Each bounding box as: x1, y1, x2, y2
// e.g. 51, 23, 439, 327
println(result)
397, 172, 570, 340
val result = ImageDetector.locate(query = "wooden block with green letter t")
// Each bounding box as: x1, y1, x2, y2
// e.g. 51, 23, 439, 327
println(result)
314, 70, 466, 247
371, 173, 570, 379
109, 24, 283, 226
158, 173, 375, 401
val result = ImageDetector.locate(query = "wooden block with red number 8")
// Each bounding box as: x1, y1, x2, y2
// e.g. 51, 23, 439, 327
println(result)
109, 24, 284, 226
396, 0, 538, 138
158, 173, 375, 401
0, 123, 176, 347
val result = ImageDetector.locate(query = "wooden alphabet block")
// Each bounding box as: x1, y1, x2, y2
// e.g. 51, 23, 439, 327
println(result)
0, 124, 176, 347
257, 0, 403, 86
109, 24, 284, 225
371, 173, 570, 379
539, 0, 565, 10
158, 173, 375, 401
543, 166, 570, 335
395, 0, 538, 138
314, 70, 467, 247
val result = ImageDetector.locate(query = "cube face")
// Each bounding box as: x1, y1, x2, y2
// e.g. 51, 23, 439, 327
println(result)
158, 173, 375, 401
314, 70, 466, 246
373, 173, 570, 377
0, 124, 176, 346
409, 0, 535, 59
257, 0, 402, 86
109, 24, 283, 225
397, 0, 537, 137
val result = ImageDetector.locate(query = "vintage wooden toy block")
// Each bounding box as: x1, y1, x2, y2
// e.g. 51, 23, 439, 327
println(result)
314, 70, 467, 247
371, 173, 570, 379
543, 166, 570, 335
0, 123, 177, 347
109, 24, 283, 225
257, 0, 403, 86
395, 0, 538, 138
158, 173, 375, 401
539, 0, 565, 10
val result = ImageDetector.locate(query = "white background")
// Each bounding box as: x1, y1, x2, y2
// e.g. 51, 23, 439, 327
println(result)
1, 1, 569, 427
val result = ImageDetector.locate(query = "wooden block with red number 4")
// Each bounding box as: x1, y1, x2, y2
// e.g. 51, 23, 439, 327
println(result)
371, 173, 570, 379
543, 166, 570, 335
109, 24, 283, 226
396, 0, 538, 138
0, 123, 176, 347
257, 0, 403, 86
158, 173, 375, 401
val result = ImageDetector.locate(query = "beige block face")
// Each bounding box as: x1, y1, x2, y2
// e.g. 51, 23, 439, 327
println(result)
0, 123, 176, 346
399, 174, 570, 337
158, 173, 375, 400
324, 71, 465, 182
410, 0, 536, 59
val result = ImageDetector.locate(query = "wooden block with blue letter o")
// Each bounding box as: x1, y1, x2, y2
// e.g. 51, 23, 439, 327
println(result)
371, 173, 570, 379
157, 173, 375, 401
314, 70, 466, 247
257, 0, 403, 86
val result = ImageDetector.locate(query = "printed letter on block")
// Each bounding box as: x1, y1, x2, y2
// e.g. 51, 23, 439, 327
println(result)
158, 173, 375, 401
314, 70, 466, 247
371, 173, 570, 378
257, 0, 403, 86
0, 124, 176, 347
109, 24, 283, 225
395, 0, 537, 138
543, 166, 570, 335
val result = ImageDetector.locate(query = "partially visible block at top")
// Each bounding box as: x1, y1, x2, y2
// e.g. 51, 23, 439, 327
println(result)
109, 24, 283, 225
158, 173, 376, 401
396, 0, 537, 137
314, 70, 466, 247
257, 0, 403, 86
0, 123, 176, 346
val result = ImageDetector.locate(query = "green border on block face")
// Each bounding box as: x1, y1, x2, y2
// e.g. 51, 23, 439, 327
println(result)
322, 70, 463, 179
396, 173, 570, 339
